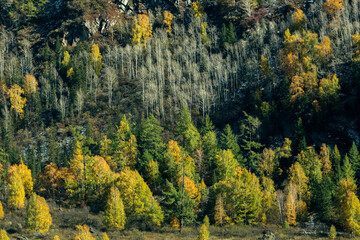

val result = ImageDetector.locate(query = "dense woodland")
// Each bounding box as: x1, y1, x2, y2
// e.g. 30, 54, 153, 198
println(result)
1, 0, 360, 239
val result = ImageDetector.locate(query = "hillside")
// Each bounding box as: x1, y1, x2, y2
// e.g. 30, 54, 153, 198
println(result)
0, 0, 360, 239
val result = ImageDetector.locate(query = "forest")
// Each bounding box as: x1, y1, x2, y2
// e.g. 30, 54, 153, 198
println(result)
0, 0, 360, 239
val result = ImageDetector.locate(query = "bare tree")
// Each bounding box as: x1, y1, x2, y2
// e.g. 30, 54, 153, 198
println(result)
104, 66, 117, 108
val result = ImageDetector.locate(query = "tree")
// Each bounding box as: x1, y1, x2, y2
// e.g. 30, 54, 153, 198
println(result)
258, 148, 276, 178
8, 159, 33, 196
285, 191, 296, 226
319, 144, 332, 176
26, 193, 52, 233
349, 142, 360, 180
342, 155, 355, 181
240, 112, 262, 171
203, 215, 210, 227
7, 84, 27, 118
315, 36, 333, 65
198, 223, 209, 240
116, 167, 164, 225
8, 171, 25, 209
0, 229, 10, 240
288, 162, 310, 205
73, 225, 96, 240
292, 9, 306, 31
329, 225, 337, 239
104, 67, 117, 108
90, 43, 102, 76
176, 106, 201, 154
323, 0, 344, 17
214, 194, 228, 226
170, 214, 180, 229
220, 124, 241, 161
131, 14, 153, 45
101, 233, 109, 240
0, 201, 3, 220
336, 178, 360, 234
352, 31, 360, 63
54, 236, 60, 240
216, 149, 239, 181
163, 11, 174, 36
191, 1, 203, 18
146, 160, 161, 188
103, 186, 126, 230
24, 74, 38, 95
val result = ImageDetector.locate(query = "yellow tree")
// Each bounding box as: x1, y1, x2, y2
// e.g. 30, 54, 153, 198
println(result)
323, 0, 344, 17
163, 11, 174, 36
170, 214, 180, 229
337, 178, 360, 234
352, 31, 360, 63
8, 171, 25, 209
198, 223, 209, 240
191, 1, 203, 18
131, 14, 153, 45
24, 74, 38, 95
73, 225, 96, 240
288, 162, 309, 207
0, 201, 3, 220
285, 190, 297, 226
90, 43, 102, 76
216, 149, 239, 181
7, 84, 27, 118
62, 51, 70, 67
0, 229, 10, 240
9, 158, 33, 196
214, 194, 228, 226
101, 233, 109, 240
315, 36, 333, 65
292, 9, 306, 31
53, 236, 60, 240
103, 186, 126, 230
258, 148, 276, 178
319, 143, 332, 176
26, 193, 52, 233
146, 160, 161, 188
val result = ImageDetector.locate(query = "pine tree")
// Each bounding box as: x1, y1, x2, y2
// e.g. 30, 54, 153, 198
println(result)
146, 160, 161, 188
73, 225, 96, 240
103, 186, 126, 230
214, 194, 227, 226
220, 124, 241, 162
342, 155, 355, 181
0, 229, 10, 240
176, 106, 200, 154
198, 224, 209, 240
216, 149, 238, 181
349, 142, 360, 180
319, 143, 332, 176
203, 215, 210, 227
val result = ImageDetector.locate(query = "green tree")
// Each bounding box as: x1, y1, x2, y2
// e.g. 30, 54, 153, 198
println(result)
349, 142, 360, 180
220, 124, 242, 163
341, 155, 355, 182
176, 107, 201, 154
216, 149, 239, 181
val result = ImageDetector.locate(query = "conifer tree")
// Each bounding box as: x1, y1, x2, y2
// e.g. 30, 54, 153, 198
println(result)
103, 186, 126, 230
220, 124, 241, 162
176, 106, 200, 154
349, 142, 360, 179
198, 223, 209, 240
216, 149, 238, 181
200, 115, 215, 135
341, 155, 355, 181
329, 225, 337, 239
214, 194, 227, 226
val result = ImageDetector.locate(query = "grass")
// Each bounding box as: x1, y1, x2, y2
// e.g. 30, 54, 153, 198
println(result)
0, 202, 350, 239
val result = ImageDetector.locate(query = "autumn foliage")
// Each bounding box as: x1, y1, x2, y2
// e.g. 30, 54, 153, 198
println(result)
131, 14, 153, 45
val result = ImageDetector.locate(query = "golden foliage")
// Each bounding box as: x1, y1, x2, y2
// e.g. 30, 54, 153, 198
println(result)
101, 233, 110, 240
62, 51, 71, 67
323, 0, 344, 17
103, 186, 126, 230
292, 9, 306, 30
0, 202, 3, 220
0, 229, 10, 240
36, 195, 52, 232
260, 55, 273, 80
352, 31, 360, 63
178, 176, 201, 203
170, 214, 180, 229
258, 148, 275, 178
315, 36, 332, 64
53, 236, 60, 240
285, 191, 297, 226
131, 14, 153, 45
216, 149, 238, 181
198, 224, 210, 240
289, 75, 305, 101
8, 171, 25, 209
90, 44, 102, 75
163, 11, 174, 36
289, 162, 309, 203
319, 143, 332, 176
24, 74, 38, 95
73, 225, 96, 240
214, 194, 228, 226
7, 84, 27, 118
191, 1, 203, 18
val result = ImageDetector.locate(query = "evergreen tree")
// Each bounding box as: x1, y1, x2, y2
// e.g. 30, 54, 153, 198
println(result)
103, 186, 126, 230
349, 142, 360, 180
137, 114, 165, 169
220, 124, 242, 163
227, 23, 236, 44
200, 114, 215, 135
341, 155, 355, 181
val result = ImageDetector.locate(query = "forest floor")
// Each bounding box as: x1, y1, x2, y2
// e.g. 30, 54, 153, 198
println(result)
0, 202, 345, 239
